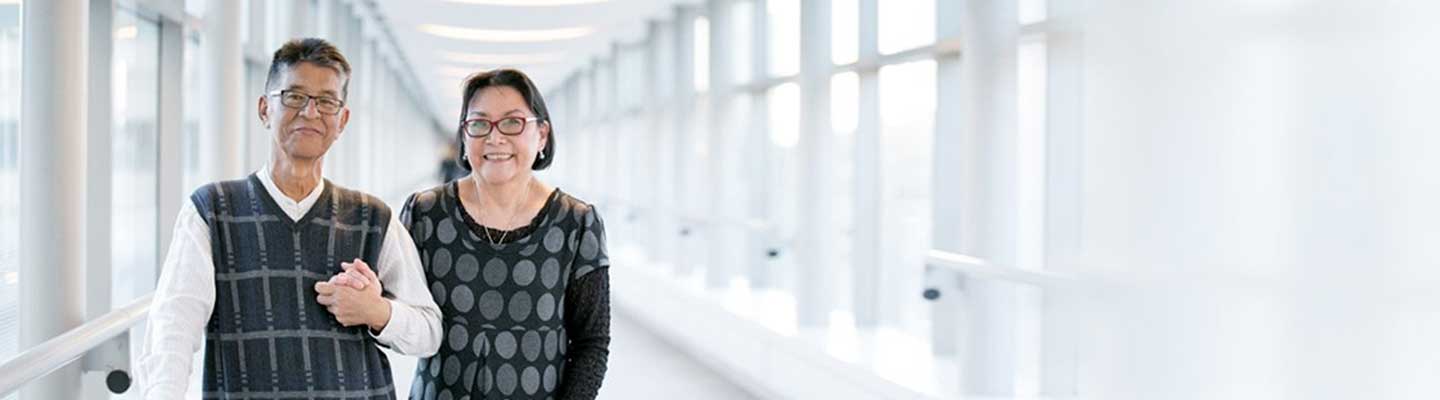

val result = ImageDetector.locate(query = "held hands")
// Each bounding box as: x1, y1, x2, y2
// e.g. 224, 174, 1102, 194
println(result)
315, 259, 391, 332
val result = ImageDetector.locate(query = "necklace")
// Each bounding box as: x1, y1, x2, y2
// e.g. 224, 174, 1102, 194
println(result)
471, 175, 533, 245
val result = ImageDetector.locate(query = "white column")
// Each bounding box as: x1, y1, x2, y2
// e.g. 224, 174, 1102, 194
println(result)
158, 12, 187, 280
745, 0, 773, 289
930, 0, 966, 357
19, 0, 87, 398
210, 0, 245, 178
671, 6, 697, 277
795, 0, 833, 327
956, 0, 1022, 396
642, 20, 669, 264
245, 0, 269, 171
85, 0, 114, 321
81, 1, 113, 395
851, 0, 882, 328
704, 0, 737, 289
1041, 0, 1082, 394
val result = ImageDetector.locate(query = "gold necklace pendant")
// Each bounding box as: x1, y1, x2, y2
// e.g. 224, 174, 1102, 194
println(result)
474, 177, 533, 246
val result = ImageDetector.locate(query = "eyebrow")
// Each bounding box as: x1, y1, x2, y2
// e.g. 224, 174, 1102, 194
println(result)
288, 85, 340, 98
468, 109, 528, 117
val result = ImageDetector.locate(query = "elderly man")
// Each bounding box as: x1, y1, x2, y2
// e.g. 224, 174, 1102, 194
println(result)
137, 38, 440, 400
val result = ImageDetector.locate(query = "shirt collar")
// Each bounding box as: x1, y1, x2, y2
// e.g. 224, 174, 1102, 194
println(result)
256, 166, 326, 221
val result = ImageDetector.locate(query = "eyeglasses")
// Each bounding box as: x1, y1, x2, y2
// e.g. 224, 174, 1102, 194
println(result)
462, 116, 539, 138
267, 89, 345, 115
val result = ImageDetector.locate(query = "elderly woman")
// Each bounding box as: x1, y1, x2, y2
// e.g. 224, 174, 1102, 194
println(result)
341, 69, 610, 399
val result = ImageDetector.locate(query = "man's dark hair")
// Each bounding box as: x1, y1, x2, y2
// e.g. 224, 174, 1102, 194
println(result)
265, 38, 352, 98
455, 68, 556, 171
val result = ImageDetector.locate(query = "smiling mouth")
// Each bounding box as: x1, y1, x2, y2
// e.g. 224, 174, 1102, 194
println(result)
293, 128, 322, 135
482, 154, 515, 161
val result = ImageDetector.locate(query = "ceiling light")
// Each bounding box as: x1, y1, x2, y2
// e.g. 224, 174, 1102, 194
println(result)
114, 26, 137, 40
440, 51, 563, 65
418, 24, 593, 43
442, 0, 612, 5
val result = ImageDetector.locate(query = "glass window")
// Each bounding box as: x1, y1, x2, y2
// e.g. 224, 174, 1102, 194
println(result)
766, 83, 800, 292
878, 0, 935, 55
878, 60, 935, 334
731, 0, 753, 84
112, 9, 161, 305
767, 0, 799, 77
0, 0, 21, 373
182, 31, 205, 195
832, 0, 859, 65
1020, 0, 1048, 25
830, 72, 859, 316
693, 16, 710, 92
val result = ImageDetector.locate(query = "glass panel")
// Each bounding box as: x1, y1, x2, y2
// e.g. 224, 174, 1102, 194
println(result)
1020, 0, 1048, 25
878, 60, 935, 334
830, 72, 859, 315
878, 0, 935, 55
767, 0, 799, 77
832, 0, 859, 65
0, 1, 21, 377
182, 31, 205, 195
731, 0, 753, 84
693, 16, 709, 92
112, 9, 161, 305
765, 83, 800, 292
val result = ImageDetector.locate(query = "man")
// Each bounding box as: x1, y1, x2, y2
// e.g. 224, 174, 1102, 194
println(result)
137, 38, 441, 399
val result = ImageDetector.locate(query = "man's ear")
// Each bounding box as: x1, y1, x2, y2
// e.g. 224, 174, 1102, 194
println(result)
258, 95, 271, 129
337, 107, 351, 137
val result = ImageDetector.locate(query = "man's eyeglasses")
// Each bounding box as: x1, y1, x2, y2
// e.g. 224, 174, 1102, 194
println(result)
462, 116, 539, 138
268, 90, 345, 115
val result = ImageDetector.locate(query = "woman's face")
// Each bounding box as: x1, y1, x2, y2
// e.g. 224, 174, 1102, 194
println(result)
464, 85, 548, 185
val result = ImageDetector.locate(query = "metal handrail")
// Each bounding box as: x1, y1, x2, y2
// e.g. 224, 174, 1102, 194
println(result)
926, 249, 1080, 290
0, 293, 153, 397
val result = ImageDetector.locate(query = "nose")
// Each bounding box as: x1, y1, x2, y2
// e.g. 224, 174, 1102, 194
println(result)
299, 99, 322, 119
483, 128, 506, 145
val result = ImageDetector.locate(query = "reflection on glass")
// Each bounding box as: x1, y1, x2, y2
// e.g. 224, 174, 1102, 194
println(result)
0, 1, 21, 376
112, 10, 161, 306
731, 0, 753, 84
693, 16, 710, 92
767, 0, 799, 77
878, 60, 935, 335
878, 0, 935, 55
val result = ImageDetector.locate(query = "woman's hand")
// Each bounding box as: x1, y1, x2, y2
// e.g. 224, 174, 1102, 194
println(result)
315, 259, 391, 332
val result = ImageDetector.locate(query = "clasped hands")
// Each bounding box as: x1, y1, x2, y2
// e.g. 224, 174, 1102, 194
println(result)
314, 258, 391, 332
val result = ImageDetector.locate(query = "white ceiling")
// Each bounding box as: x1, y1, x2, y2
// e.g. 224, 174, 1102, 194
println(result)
372, 0, 692, 126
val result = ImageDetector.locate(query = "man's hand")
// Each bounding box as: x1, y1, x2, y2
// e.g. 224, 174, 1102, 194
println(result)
315, 259, 391, 332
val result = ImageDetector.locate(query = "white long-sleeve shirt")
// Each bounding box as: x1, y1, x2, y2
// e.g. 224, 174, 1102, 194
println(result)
136, 169, 441, 399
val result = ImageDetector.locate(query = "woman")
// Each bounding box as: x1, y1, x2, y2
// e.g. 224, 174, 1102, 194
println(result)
402, 69, 610, 399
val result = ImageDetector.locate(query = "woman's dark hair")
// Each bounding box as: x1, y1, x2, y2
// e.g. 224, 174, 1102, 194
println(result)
455, 68, 555, 171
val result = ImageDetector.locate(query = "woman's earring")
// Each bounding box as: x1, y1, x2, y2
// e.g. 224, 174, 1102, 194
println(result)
538, 151, 545, 160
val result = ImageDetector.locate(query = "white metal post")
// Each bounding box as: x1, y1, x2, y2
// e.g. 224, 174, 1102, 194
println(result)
671, 6, 697, 277
82, 1, 113, 397
956, 0, 1022, 395
19, 0, 88, 398
704, 0, 738, 289
796, 0, 833, 327
851, 0, 882, 328
931, 0, 967, 358
744, 0, 773, 290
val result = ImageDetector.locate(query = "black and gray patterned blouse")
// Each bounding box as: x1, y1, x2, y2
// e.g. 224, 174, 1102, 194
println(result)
400, 183, 610, 400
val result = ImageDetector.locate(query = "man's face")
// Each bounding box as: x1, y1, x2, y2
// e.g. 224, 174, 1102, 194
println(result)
258, 62, 350, 161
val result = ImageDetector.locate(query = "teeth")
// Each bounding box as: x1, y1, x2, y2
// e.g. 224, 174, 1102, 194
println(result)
483, 154, 514, 160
